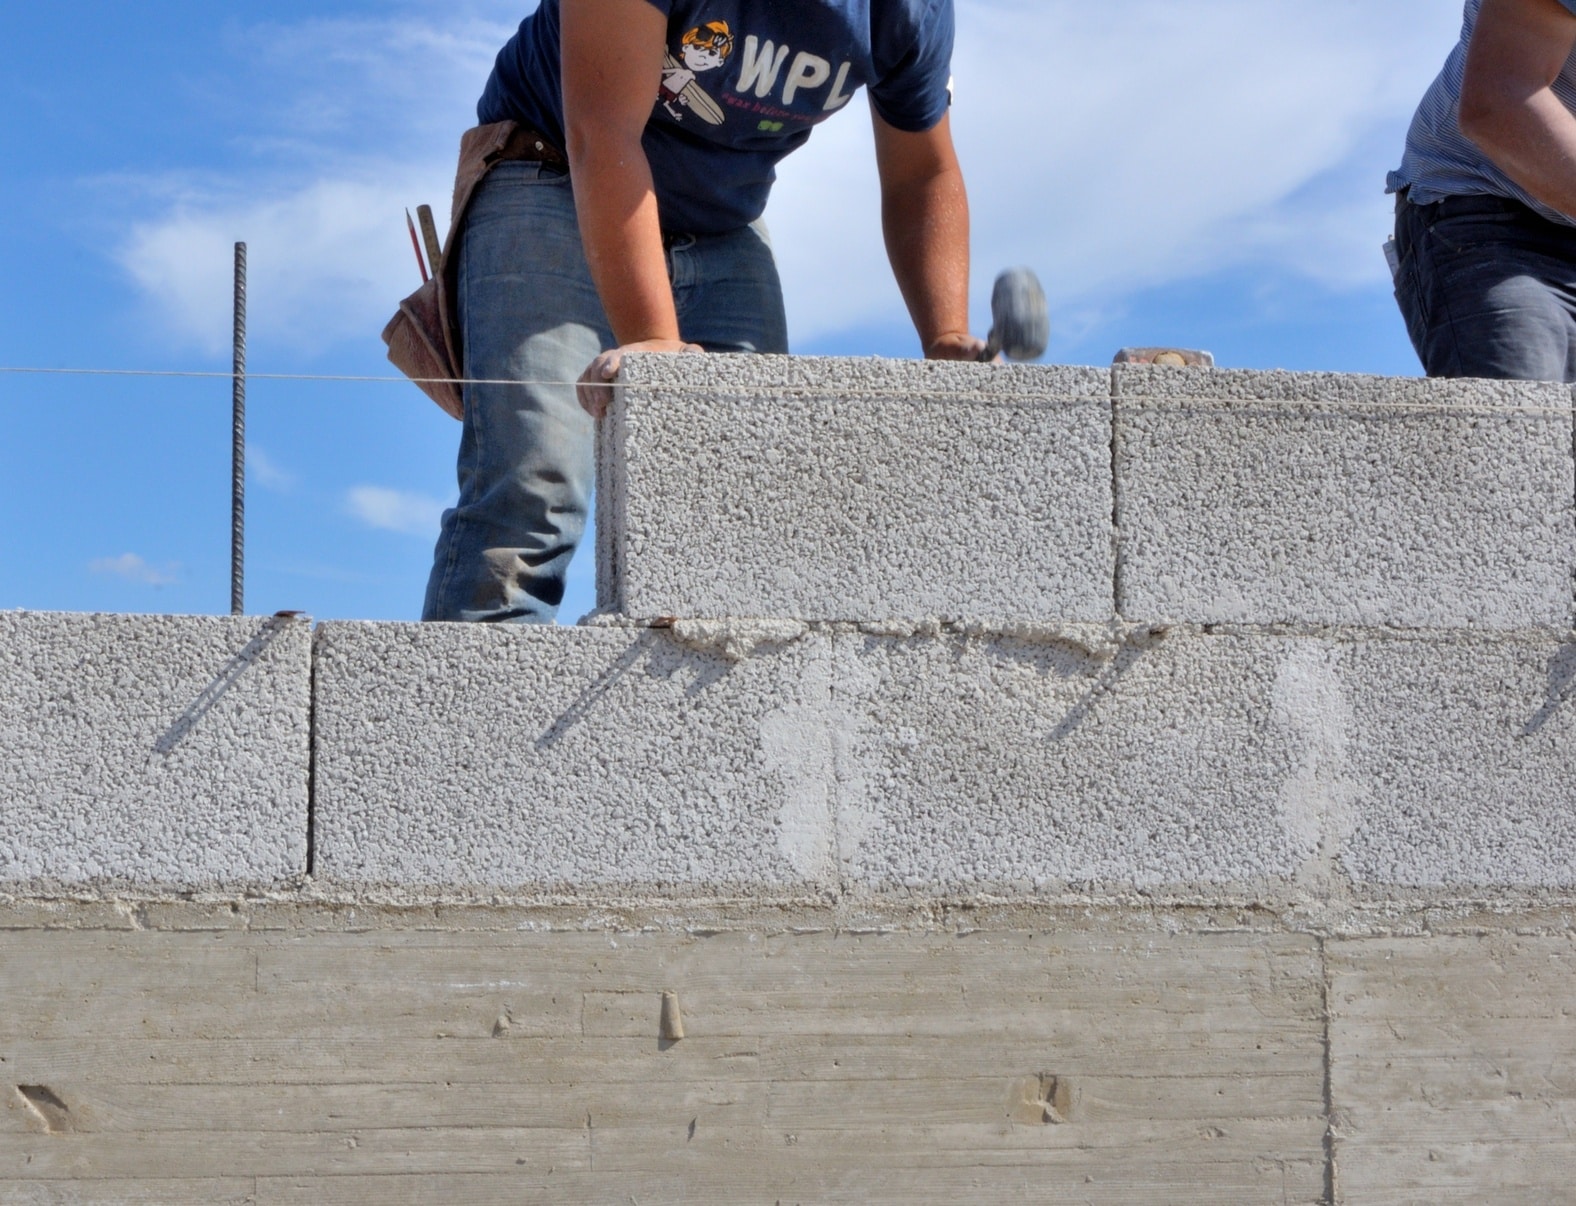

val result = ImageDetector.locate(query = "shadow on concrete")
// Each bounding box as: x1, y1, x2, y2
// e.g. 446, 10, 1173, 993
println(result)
536, 633, 653, 750
1523, 641, 1576, 737
1048, 640, 1153, 743
155, 617, 293, 756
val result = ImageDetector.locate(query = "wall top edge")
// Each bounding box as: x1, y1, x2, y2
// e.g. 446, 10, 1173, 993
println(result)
5, 613, 1567, 641
615, 353, 1576, 413
0, 609, 312, 627
616, 351, 1110, 400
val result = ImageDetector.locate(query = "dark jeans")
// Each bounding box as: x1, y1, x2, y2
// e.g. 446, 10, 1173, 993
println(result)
1394, 191, 1576, 383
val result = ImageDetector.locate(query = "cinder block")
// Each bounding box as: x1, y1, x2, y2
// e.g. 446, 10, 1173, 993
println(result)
1115, 368, 1576, 628
0, 611, 310, 889
311, 621, 840, 891
1337, 632, 1576, 888
839, 627, 1309, 889
598, 354, 1115, 622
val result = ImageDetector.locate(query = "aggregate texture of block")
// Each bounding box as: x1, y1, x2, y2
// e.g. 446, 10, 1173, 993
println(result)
311, 620, 833, 891
312, 620, 1576, 896
598, 353, 1115, 623
1114, 367, 1576, 628
0, 611, 310, 889
1337, 632, 1576, 888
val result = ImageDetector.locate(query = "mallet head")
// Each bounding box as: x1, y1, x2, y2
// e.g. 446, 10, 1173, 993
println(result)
981, 268, 1049, 362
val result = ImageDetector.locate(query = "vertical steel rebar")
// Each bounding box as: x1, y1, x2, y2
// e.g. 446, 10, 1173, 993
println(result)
231, 242, 247, 616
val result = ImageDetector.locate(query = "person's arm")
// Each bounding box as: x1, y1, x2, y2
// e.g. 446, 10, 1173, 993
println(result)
1459, 0, 1576, 218
872, 108, 984, 361
562, 0, 700, 416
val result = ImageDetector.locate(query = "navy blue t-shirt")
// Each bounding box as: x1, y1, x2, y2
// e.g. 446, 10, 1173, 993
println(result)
478, 0, 955, 234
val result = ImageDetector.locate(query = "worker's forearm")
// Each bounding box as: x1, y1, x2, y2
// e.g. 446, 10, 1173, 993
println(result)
566, 136, 680, 345
1461, 89, 1576, 218
882, 166, 973, 356
1459, 0, 1576, 218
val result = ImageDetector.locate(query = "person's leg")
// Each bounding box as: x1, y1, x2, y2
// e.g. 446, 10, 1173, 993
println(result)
423, 161, 613, 623
1395, 193, 1576, 382
668, 219, 790, 354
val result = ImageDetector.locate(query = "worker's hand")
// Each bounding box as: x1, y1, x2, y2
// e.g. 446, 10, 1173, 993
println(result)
577, 339, 705, 418
925, 331, 989, 362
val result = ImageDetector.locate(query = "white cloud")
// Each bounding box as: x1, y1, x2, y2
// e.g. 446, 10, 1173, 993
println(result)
119, 164, 457, 357
89, 554, 179, 587
346, 485, 449, 537
117, 1, 1466, 353
115, 11, 512, 355
247, 443, 295, 492
768, 0, 1465, 341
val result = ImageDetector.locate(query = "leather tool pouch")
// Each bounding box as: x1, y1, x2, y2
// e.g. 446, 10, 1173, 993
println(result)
381, 120, 567, 420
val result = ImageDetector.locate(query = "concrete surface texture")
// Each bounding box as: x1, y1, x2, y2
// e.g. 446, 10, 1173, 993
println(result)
1330, 933, 1576, 1203
1114, 368, 1576, 629
597, 354, 1116, 623
600, 356, 1576, 628
0, 612, 309, 890
314, 620, 1576, 895
5, 902, 1576, 1204
0, 908, 1333, 1204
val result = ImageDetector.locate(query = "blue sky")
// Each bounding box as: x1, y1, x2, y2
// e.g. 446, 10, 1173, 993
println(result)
0, 0, 1464, 624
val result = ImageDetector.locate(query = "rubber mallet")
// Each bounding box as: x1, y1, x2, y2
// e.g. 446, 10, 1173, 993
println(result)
979, 268, 1049, 362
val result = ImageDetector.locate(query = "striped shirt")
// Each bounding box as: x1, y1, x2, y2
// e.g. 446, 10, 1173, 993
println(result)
1387, 0, 1576, 226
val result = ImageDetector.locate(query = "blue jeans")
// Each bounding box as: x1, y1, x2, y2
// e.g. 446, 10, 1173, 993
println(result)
1394, 191, 1576, 382
422, 160, 789, 623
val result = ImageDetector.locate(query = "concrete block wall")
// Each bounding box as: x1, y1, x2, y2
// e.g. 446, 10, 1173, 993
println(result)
3, 356, 1573, 898
6, 356, 1576, 1203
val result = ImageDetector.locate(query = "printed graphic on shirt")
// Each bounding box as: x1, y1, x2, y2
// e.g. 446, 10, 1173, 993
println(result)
660, 22, 733, 125
658, 17, 859, 131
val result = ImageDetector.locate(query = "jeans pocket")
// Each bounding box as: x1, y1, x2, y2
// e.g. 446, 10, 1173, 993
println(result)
482, 161, 570, 194
1425, 209, 1520, 256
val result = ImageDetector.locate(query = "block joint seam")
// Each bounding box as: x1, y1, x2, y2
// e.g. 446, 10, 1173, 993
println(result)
1319, 934, 1338, 1206
1109, 367, 1125, 622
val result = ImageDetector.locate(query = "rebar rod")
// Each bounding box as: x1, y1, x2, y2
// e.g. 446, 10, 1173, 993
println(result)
231, 242, 246, 617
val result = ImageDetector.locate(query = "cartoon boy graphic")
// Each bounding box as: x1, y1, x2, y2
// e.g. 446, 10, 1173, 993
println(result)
660, 21, 732, 125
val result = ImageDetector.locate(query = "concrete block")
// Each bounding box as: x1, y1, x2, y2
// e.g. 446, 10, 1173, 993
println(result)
1114, 367, 1576, 627
598, 354, 1115, 622
0, 611, 310, 889
839, 626, 1309, 889
311, 620, 839, 891
1337, 632, 1576, 889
